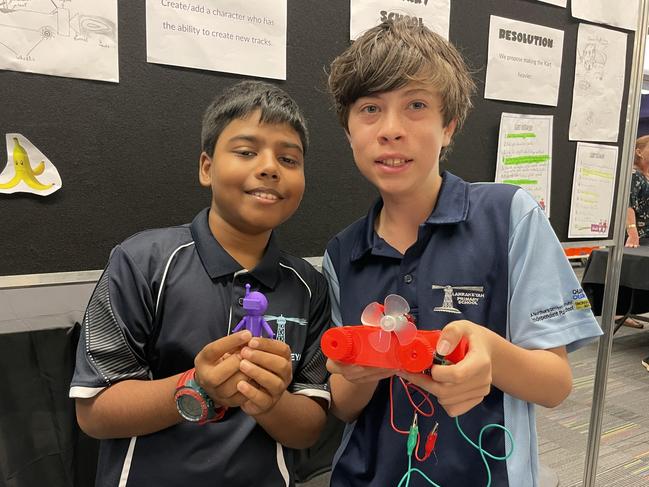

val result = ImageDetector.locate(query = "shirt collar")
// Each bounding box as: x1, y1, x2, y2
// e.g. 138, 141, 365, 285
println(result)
351, 171, 470, 262
190, 208, 281, 289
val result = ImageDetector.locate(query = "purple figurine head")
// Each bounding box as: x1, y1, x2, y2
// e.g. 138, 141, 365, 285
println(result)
242, 283, 268, 317
232, 284, 274, 338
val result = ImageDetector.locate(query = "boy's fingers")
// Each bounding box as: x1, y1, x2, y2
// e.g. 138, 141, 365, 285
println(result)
247, 337, 291, 361
212, 371, 250, 399
346, 368, 394, 383
215, 391, 248, 408
397, 372, 440, 395
240, 347, 292, 382
436, 321, 469, 357
198, 355, 242, 389
237, 380, 274, 412
239, 359, 288, 396
327, 359, 395, 381
198, 331, 252, 364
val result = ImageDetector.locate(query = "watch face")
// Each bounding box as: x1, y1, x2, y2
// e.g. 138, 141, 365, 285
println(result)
177, 394, 203, 421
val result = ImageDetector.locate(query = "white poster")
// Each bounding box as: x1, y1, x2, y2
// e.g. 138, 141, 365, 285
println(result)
0, 133, 62, 196
536, 0, 567, 7
0, 0, 118, 82
568, 142, 617, 238
572, 0, 639, 31
146, 0, 287, 80
350, 0, 450, 40
484, 16, 564, 106
569, 24, 627, 143
495, 113, 553, 216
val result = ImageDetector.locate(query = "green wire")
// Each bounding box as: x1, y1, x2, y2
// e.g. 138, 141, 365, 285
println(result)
397, 417, 515, 487
454, 416, 515, 487
397, 454, 442, 487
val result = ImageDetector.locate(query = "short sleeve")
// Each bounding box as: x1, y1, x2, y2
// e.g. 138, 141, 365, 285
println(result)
290, 270, 332, 404
508, 190, 602, 353
69, 245, 155, 399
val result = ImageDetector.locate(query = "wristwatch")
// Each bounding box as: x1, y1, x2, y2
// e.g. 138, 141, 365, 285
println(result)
174, 368, 228, 424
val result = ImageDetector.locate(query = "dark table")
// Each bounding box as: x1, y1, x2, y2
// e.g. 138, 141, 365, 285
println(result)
581, 246, 649, 332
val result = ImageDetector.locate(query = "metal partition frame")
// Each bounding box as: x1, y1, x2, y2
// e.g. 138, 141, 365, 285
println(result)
583, 2, 649, 485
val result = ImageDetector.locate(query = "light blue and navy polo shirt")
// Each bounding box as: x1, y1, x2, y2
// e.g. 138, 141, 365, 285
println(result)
323, 171, 602, 487
70, 208, 331, 487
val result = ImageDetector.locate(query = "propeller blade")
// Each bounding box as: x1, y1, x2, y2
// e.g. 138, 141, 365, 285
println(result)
394, 318, 417, 346
361, 302, 384, 327
384, 294, 410, 317
369, 329, 391, 353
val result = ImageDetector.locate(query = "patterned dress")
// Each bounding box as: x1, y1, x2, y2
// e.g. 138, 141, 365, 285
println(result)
629, 169, 649, 240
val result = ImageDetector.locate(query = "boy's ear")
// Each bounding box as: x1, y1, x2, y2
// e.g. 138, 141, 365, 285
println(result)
198, 152, 213, 187
344, 130, 352, 146
442, 119, 458, 147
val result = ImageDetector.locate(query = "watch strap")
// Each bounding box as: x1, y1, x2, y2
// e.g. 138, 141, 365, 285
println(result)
175, 368, 228, 424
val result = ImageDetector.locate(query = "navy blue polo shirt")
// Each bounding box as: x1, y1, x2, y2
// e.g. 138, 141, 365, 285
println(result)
70, 208, 331, 487
323, 172, 601, 487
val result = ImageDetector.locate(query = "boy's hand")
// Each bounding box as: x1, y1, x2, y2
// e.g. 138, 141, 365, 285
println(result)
398, 320, 494, 417
327, 359, 395, 384
194, 330, 252, 408
236, 337, 293, 416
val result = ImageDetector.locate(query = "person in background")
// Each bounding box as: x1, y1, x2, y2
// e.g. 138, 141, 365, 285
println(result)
626, 136, 649, 370
626, 135, 649, 248
615, 135, 649, 331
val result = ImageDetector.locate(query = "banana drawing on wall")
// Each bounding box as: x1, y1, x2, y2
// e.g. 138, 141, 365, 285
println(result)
0, 133, 62, 196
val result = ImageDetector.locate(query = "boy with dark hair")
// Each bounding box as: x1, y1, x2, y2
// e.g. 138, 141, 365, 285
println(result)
70, 80, 331, 486
323, 19, 602, 486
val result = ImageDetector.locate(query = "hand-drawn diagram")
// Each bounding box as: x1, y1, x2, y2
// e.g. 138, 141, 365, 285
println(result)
569, 23, 626, 143
577, 41, 608, 83
0, 0, 118, 82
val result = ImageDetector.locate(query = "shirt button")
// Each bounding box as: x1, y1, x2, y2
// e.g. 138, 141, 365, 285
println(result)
403, 274, 413, 284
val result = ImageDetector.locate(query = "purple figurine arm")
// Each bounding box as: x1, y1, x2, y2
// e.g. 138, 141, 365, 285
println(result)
260, 318, 275, 339
232, 317, 246, 333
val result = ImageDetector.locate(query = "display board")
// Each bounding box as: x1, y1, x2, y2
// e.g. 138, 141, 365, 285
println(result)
0, 0, 635, 277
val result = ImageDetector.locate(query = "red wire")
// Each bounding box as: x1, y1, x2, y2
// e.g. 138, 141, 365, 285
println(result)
399, 377, 434, 417
389, 376, 437, 461
389, 376, 410, 433
415, 433, 424, 461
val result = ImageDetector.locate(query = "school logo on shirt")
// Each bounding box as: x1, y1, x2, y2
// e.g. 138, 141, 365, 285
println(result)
264, 314, 307, 346
572, 288, 592, 310
530, 290, 590, 323
431, 285, 485, 313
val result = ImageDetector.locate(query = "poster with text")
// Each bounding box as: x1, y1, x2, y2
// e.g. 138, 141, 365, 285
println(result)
484, 16, 564, 106
569, 24, 627, 143
495, 113, 553, 216
0, 0, 118, 82
572, 0, 639, 31
146, 0, 286, 80
350, 0, 450, 40
568, 142, 617, 238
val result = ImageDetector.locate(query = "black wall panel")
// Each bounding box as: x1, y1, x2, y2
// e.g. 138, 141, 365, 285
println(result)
0, 0, 634, 276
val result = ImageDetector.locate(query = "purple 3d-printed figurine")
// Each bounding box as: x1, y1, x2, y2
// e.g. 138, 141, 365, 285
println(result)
232, 284, 275, 338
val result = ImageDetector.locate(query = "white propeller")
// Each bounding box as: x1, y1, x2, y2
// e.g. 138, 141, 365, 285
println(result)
361, 294, 418, 352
